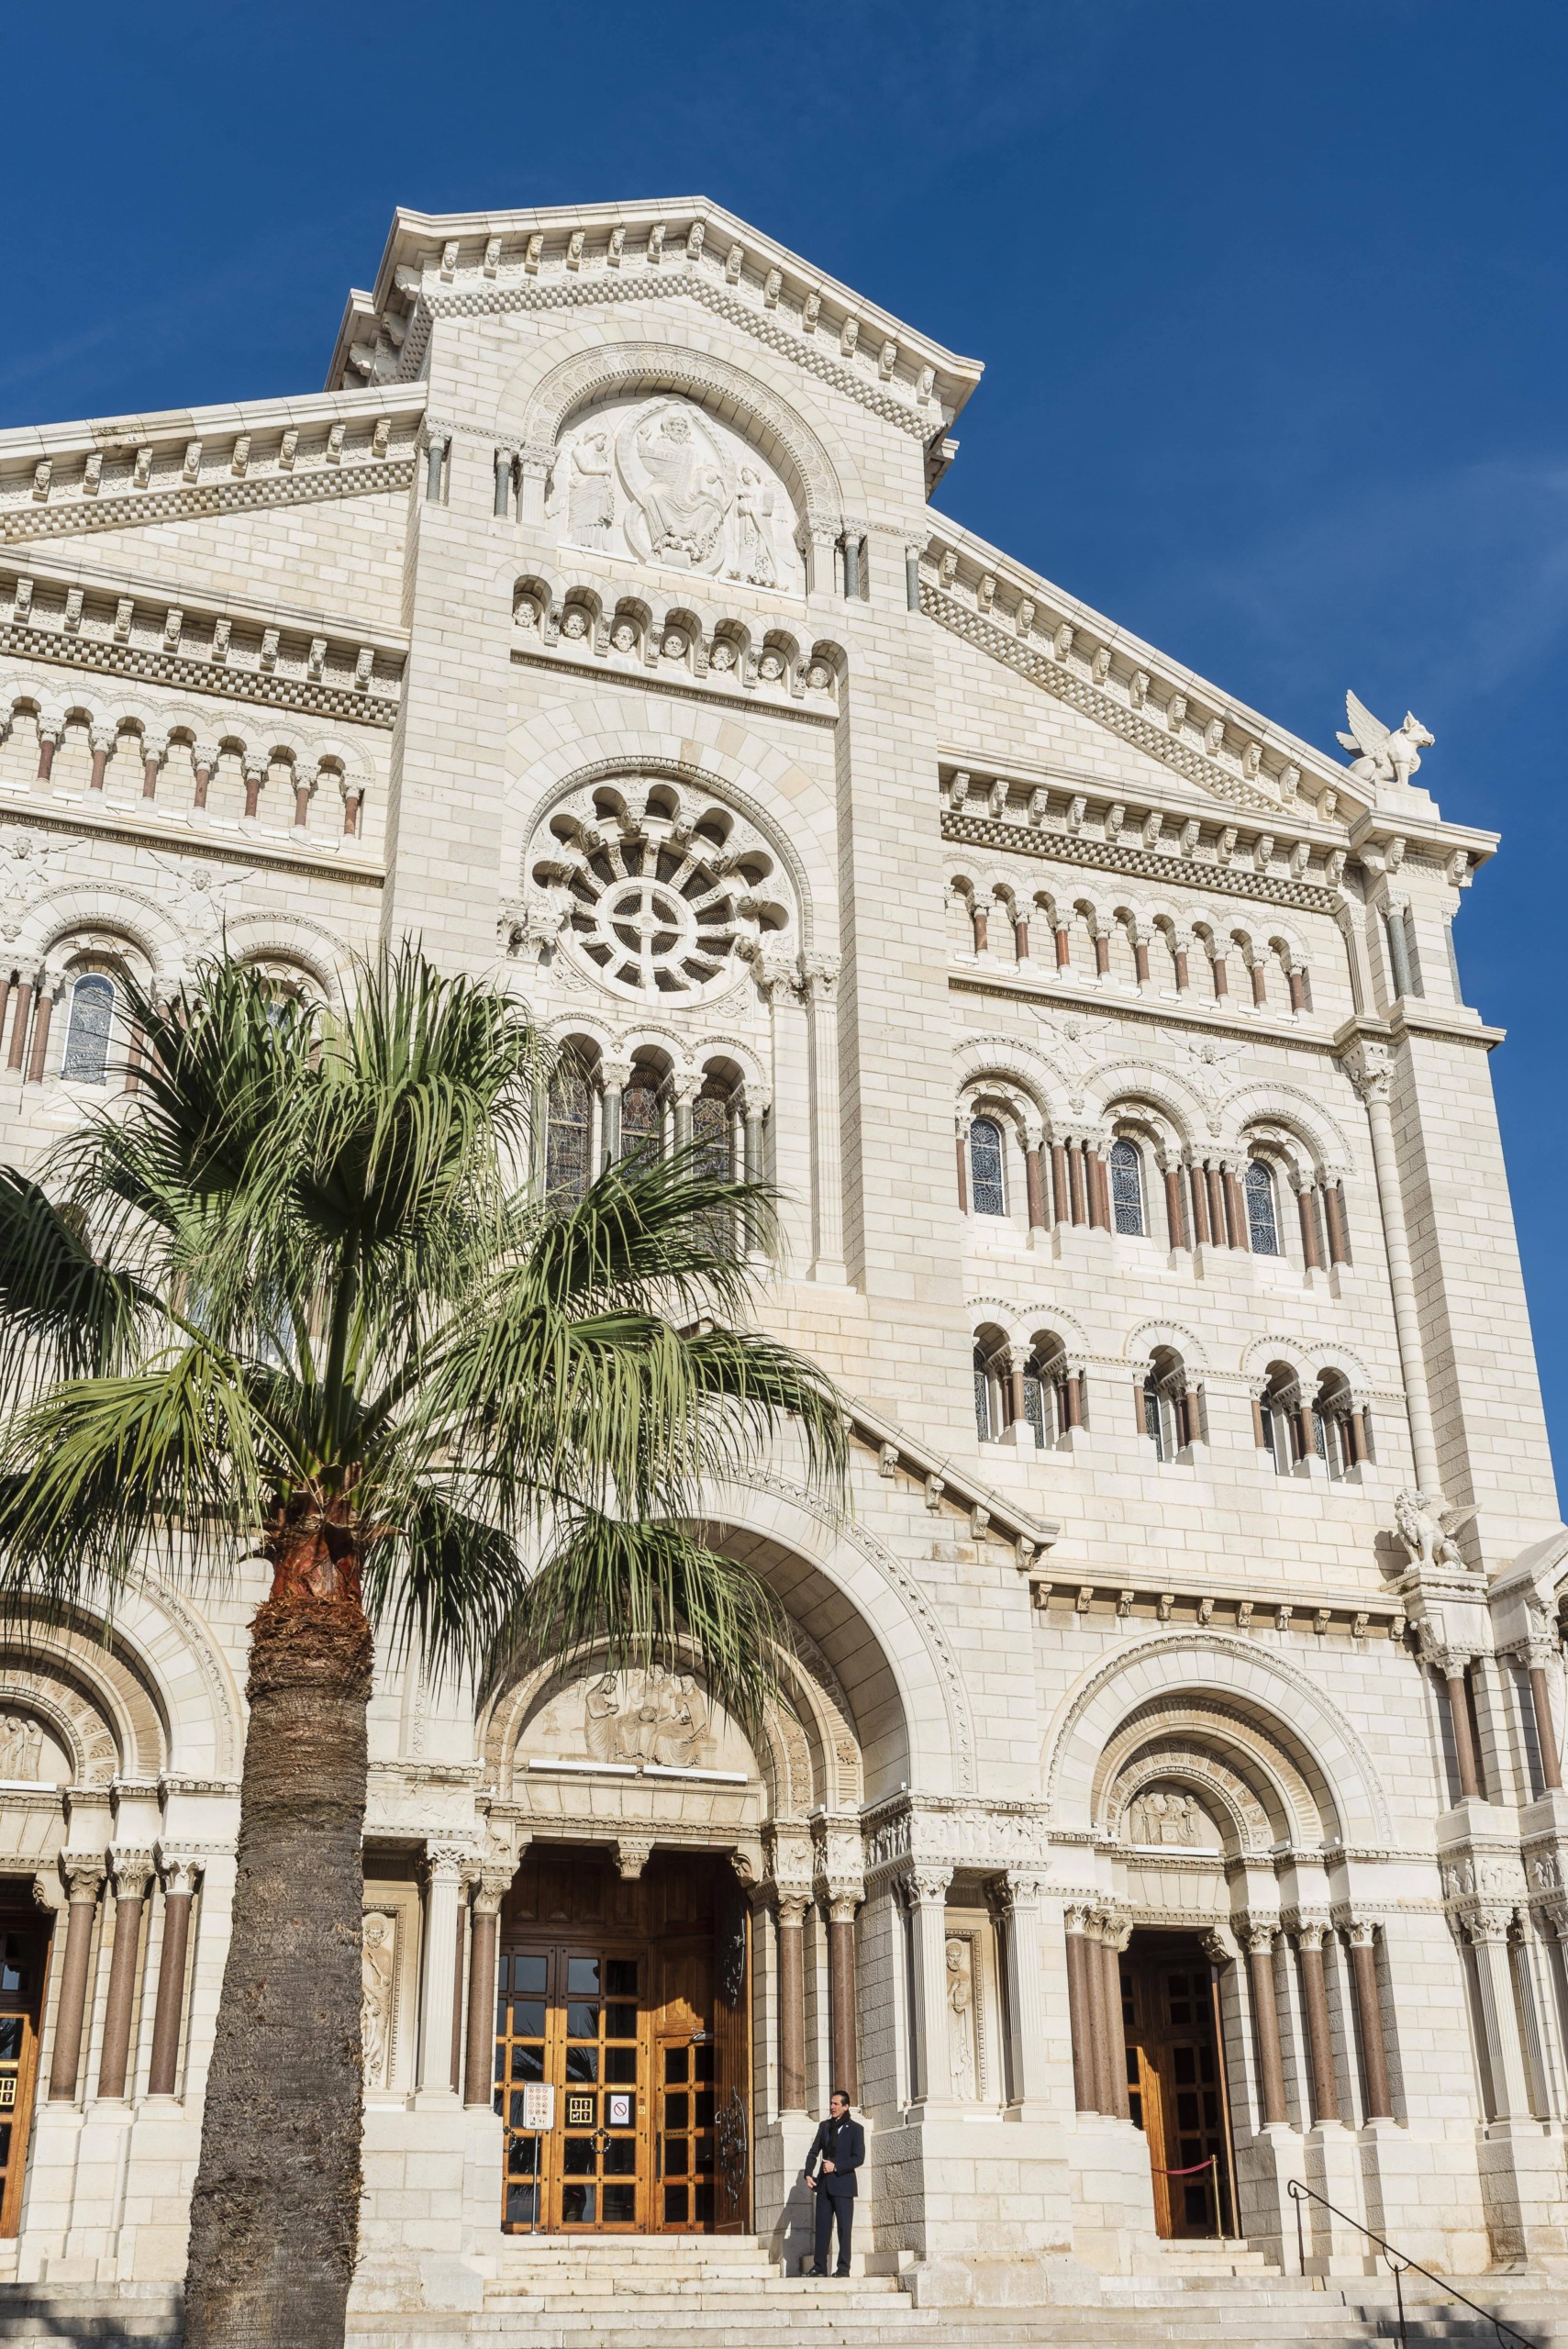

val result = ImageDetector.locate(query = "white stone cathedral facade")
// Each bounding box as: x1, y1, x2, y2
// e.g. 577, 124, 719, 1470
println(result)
0, 199, 1562, 2311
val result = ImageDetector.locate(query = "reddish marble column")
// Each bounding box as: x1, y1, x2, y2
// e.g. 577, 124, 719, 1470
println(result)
49, 1863, 104, 2099
147, 1855, 202, 2096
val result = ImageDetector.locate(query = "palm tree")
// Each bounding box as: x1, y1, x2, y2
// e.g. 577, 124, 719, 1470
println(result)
0, 948, 843, 2349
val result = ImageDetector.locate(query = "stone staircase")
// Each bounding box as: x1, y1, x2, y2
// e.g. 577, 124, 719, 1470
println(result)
0, 2238, 1564, 2346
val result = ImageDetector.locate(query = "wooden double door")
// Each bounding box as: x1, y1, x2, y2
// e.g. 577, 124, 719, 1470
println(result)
495, 1846, 750, 2235
1119, 1932, 1236, 2239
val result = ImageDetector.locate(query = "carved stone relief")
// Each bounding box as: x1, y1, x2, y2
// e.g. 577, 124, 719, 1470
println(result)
946, 1932, 979, 2100
548, 395, 803, 592
518, 1665, 755, 1779
361, 1909, 398, 2089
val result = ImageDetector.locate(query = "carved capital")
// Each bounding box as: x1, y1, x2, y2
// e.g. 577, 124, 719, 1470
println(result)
615, 1837, 654, 1882
896, 1865, 952, 1910
826, 1888, 862, 1925
1460, 1903, 1518, 1947
422, 1841, 474, 1887
61, 1856, 105, 1904
108, 1845, 157, 1901
472, 1867, 515, 1917
773, 1888, 811, 1929
157, 1850, 205, 1900
1340, 1039, 1393, 1105
797, 952, 841, 1001
1240, 1917, 1279, 1958
1344, 1918, 1379, 1952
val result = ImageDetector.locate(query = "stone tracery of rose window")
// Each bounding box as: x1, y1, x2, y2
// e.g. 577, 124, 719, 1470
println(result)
530, 783, 793, 1003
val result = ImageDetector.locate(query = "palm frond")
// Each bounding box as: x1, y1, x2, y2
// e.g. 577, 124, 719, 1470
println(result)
0, 1342, 274, 1604
361, 1486, 530, 1681
525, 1147, 776, 1323
495, 1513, 784, 1736
0, 1170, 149, 1394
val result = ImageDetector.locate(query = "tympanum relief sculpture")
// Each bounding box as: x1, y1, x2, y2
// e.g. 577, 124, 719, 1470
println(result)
518, 1665, 757, 1778
548, 395, 803, 593
1124, 1786, 1220, 1848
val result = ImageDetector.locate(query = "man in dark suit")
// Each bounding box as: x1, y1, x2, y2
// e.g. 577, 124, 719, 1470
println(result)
803, 2088, 864, 2276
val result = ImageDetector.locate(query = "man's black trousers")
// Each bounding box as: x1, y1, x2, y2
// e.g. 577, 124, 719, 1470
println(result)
813, 2185, 853, 2275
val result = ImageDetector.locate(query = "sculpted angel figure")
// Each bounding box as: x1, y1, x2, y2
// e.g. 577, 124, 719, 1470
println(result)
562, 431, 614, 550
1338, 692, 1435, 793
1395, 1488, 1474, 1574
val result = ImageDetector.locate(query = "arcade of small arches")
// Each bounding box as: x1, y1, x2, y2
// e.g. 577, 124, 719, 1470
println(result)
513, 573, 845, 704
541, 1034, 769, 1206
0, 686, 371, 839
970, 1313, 1375, 1477
958, 1088, 1351, 1277
947, 872, 1316, 1015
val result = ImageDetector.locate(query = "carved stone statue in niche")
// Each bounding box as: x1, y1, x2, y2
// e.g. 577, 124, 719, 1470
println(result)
1127, 1787, 1204, 1846
946, 1936, 977, 2100
361, 1911, 396, 2088
582, 1666, 713, 1769
0, 1713, 43, 1782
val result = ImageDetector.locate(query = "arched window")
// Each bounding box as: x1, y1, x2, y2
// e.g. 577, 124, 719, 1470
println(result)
1143, 1347, 1195, 1463
1110, 1139, 1145, 1236
545, 1063, 594, 1200
1245, 1159, 1280, 1254
692, 1086, 735, 1183
973, 1345, 997, 1443
969, 1118, 1006, 1216
61, 973, 115, 1085
1257, 1363, 1303, 1475
620, 1066, 664, 1163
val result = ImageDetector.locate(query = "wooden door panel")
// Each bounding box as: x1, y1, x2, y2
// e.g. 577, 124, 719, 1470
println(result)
0, 1922, 46, 2239
1121, 1939, 1231, 2241
496, 1849, 746, 2236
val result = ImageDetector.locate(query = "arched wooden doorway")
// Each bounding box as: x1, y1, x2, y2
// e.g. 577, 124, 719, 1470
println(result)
1119, 1928, 1237, 2239
494, 1844, 750, 2236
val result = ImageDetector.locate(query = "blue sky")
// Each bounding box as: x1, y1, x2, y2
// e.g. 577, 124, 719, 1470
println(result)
7, 1, 1564, 1499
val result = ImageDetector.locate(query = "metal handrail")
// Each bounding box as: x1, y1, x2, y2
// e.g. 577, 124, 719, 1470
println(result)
1287, 2178, 1531, 2349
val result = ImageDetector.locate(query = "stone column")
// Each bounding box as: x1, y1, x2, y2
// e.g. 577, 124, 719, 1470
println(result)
1295, 1922, 1340, 2123
899, 1866, 952, 2108
1323, 1178, 1351, 1266
1050, 1141, 1071, 1225
95, 1847, 155, 2099
1222, 1162, 1247, 1250
1296, 1179, 1324, 1270
774, 1891, 809, 2113
801, 954, 846, 1281
1084, 1914, 1112, 2112
463, 1868, 514, 2107
1187, 1159, 1211, 1247
1437, 1648, 1483, 1800
147, 1854, 203, 2097
1023, 1141, 1048, 1236
418, 1843, 470, 2097
241, 758, 266, 821
1342, 1042, 1443, 1493
954, 1122, 969, 1213
1522, 1642, 1563, 1793
25, 977, 55, 1083
991, 1874, 1051, 2116
1100, 1920, 1131, 2118
191, 741, 217, 815
1163, 1163, 1187, 1251
1462, 1907, 1534, 2121
1345, 1921, 1393, 2120
826, 1891, 860, 2102
1063, 1905, 1095, 2110
597, 1054, 630, 1169
87, 728, 114, 793
1206, 1163, 1228, 1246
1244, 1923, 1289, 2125
49, 1861, 105, 2100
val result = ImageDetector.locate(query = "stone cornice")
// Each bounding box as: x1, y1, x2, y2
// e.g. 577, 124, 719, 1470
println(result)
0, 799, 384, 888
0, 549, 408, 656
342, 198, 983, 427
1031, 1576, 1407, 1642
0, 384, 426, 470
919, 563, 1361, 831
941, 807, 1339, 913
947, 967, 1330, 1052
0, 448, 417, 550
1, 554, 404, 731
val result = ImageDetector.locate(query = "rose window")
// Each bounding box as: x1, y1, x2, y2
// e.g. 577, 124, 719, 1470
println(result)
567, 841, 739, 996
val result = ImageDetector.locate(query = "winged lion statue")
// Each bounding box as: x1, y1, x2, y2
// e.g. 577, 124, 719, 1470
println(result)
1338, 692, 1434, 792
1394, 1489, 1475, 1575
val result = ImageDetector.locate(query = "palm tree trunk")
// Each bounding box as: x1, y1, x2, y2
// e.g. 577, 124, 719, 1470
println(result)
183, 1592, 373, 2349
